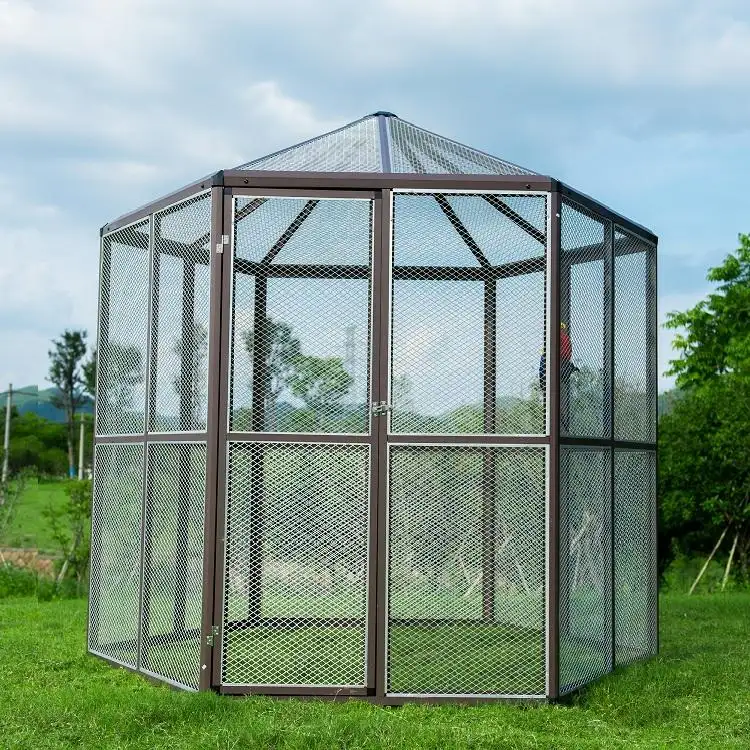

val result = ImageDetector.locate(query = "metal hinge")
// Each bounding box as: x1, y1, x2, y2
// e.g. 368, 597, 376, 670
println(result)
215, 234, 229, 254
371, 401, 392, 416
206, 625, 220, 647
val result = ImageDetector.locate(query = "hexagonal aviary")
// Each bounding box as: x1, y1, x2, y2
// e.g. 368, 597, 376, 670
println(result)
89, 112, 658, 701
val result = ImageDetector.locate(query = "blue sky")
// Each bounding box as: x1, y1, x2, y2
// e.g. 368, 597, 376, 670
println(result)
1, 0, 749, 392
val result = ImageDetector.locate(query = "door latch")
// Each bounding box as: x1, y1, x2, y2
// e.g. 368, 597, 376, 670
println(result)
206, 624, 220, 647
215, 234, 229, 254
371, 401, 392, 416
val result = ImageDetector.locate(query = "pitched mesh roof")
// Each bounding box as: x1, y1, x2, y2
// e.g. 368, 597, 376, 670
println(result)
235, 112, 538, 176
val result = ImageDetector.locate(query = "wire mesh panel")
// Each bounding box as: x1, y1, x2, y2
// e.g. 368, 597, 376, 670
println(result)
237, 116, 382, 172
614, 229, 656, 442
560, 200, 611, 438
614, 450, 657, 665
559, 446, 611, 693
387, 445, 546, 696
149, 193, 211, 432
229, 197, 373, 433
390, 192, 547, 435
221, 442, 370, 687
97, 220, 150, 435
89, 443, 144, 667
140, 443, 207, 689
388, 119, 536, 176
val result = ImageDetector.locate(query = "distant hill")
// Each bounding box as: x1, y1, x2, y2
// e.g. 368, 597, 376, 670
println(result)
0, 385, 93, 423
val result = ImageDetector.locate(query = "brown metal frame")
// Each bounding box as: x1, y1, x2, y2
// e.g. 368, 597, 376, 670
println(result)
91, 161, 657, 703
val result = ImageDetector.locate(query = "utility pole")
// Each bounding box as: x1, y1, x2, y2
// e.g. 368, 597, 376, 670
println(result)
2, 384, 11, 487
78, 413, 85, 481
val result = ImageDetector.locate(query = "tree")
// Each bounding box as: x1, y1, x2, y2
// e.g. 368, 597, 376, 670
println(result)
82, 348, 97, 399
242, 319, 301, 428
48, 330, 87, 478
666, 233, 750, 387
288, 356, 353, 428
662, 234, 750, 589
659, 376, 750, 585
0, 409, 67, 477
99, 342, 144, 433
44, 479, 92, 594
172, 322, 208, 429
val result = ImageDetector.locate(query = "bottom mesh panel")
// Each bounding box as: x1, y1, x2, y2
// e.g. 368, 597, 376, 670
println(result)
559, 447, 611, 693
387, 445, 546, 696
140, 443, 207, 689
89, 443, 144, 667
615, 450, 657, 665
221, 442, 370, 687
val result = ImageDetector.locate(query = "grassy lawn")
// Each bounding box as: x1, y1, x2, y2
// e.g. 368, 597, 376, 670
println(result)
2, 479, 67, 553
1, 595, 749, 748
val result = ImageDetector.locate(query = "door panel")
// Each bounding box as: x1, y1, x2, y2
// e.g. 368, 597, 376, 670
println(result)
217, 192, 376, 691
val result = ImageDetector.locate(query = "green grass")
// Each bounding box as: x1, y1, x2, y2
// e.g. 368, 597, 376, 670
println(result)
1, 594, 750, 748
2, 478, 67, 553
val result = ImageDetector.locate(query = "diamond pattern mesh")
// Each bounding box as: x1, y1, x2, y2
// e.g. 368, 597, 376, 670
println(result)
237, 116, 382, 172
230, 198, 373, 433
140, 443, 207, 690
89, 443, 144, 667
149, 193, 211, 432
614, 229, 656, 442
388, 119, 536, 176
560, 200, 611, 438
614, 450, 657, 665
390, 193, 547, 435
559, 447, 611, 693
97, 220, 150, 435
387, 445, 546, 696
221, 442, 370, 687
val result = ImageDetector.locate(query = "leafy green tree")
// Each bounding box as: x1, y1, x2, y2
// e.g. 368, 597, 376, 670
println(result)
662, 234, 750, 588
666, 233, 750, 386
242, 319, 301, 428
99, 341, 144, 432
659, 376, 750, 583
48, 330, 88, 478
288, 356, 353, 428
44, 479, 92, 594
172, 321, 209, 429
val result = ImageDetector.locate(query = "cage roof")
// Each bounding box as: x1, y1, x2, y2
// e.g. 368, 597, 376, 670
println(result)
235, 112, 539, 176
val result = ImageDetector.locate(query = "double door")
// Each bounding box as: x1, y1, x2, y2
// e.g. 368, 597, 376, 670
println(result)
211, 187, 549, 697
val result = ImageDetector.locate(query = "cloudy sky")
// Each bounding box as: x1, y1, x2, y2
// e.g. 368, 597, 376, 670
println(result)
1, 0, 748, 392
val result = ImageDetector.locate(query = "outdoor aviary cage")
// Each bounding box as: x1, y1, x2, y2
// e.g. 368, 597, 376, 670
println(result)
89, 112, 658, 701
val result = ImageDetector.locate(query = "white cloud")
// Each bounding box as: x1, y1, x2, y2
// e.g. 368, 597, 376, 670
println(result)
0, 0, 746, 390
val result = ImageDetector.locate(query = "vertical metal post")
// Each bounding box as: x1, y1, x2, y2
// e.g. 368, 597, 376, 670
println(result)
647, 242, 659, 656
200, 185, 225, 690
374, 189, 392, 698
366, 194, 382, 692
547, 190, 561, 700
2, 384, 11, 486
557, 204, 572, 659
88, 233, 111, 652
147, 215, 162, 431
137, 214, 156, 672
211, 190, 235, 684
605, 221, 615, 673
482, 279, 497, 621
